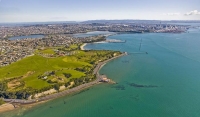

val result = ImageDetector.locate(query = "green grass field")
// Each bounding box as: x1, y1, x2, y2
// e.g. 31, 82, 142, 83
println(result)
0, 55, 89, 89
0, 49, 119, 91
69, 44, 79, 50
41, 49, 55, 54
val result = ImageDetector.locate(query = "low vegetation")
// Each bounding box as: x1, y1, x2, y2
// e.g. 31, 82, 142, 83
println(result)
0, 98, 5, 105
0, 45, 121, 99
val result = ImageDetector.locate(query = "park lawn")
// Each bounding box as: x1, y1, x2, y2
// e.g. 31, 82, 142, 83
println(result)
55, 69, 85, 79
0, 49, 119, 91
69, 44, 79, 50
74, 50, 114, 63
22, 56, 90, 89
24, 76, 50, 89
52, 69, 86, 83
0, 50, 113, 81
40, 49, 55, 54
75, 50, 86, 56
0, 54, 91, 89
62, 56, 92, 67
0, 55, 48, 80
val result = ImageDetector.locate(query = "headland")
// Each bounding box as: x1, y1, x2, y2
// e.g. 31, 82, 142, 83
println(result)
0, 51, 126, 113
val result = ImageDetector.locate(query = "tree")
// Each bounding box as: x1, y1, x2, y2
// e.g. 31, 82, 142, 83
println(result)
54, 84, 60, 91
63, 73, 72, 78
65, 82, 70, 87
47, 80, 53, 83
50, 71, 55, 75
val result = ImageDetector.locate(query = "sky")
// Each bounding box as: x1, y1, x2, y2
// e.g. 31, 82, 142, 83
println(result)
0, 0, 200, 23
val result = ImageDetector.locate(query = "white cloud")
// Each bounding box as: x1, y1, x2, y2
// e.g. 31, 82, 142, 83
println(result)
163, 13, 180, 16
185, 10, 200, 16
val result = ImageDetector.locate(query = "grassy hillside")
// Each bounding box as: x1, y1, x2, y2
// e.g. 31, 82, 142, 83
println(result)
0, 55, 88, 89
0, 49, 121, 99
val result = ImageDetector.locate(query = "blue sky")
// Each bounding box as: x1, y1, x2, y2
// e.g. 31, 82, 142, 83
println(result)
0, 0, 200, 22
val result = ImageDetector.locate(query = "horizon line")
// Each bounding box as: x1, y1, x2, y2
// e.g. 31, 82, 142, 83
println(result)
1, 19, 200, 24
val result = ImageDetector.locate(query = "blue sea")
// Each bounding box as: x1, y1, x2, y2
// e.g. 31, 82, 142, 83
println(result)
2, 25, 200, 117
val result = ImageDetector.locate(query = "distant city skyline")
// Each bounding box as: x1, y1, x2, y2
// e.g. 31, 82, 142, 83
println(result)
0, 0, 200, 23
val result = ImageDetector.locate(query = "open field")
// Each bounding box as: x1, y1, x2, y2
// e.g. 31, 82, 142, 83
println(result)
0, 55, 88, 89
40, 49, 55, 54
0, 48, 121, 99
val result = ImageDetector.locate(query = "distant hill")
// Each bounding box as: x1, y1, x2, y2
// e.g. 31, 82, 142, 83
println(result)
0, 21, 78, 27
1, 20, 200, 27
81, 20, 200, 24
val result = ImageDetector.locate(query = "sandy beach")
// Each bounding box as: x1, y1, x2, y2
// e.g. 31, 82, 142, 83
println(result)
80, 43, 87, 50
0, 100, 49, 113
0, 103, 15, 113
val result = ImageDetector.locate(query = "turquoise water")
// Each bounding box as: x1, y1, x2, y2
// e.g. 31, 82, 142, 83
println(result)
9, 35, 44, 40
2, 28, 200, 117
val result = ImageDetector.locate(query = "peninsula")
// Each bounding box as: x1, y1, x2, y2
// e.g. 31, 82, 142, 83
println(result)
0, 37, 126, 112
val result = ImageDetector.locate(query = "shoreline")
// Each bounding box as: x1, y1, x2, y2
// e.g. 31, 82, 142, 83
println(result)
0, 52, 127, 113
80, 43, 87, 50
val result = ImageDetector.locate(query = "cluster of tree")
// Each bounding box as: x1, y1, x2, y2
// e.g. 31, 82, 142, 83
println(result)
0, 89, 33, 99
84, 51, 121, 65
0, 83, 65, 99
75, 66, 91, 73
0, 81, 30, 99
70, 75, 96, 88
0, 79, 55, 99
38, 71, 55, 79
0, 50, 123, 100
47, 80, 57, 84
54, 84, 60, 91
0, 72, 97, 100
36, 83, 64, 92
63, 73, 72, 78
0, 77, 97, 100
58, 44, 81, 51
